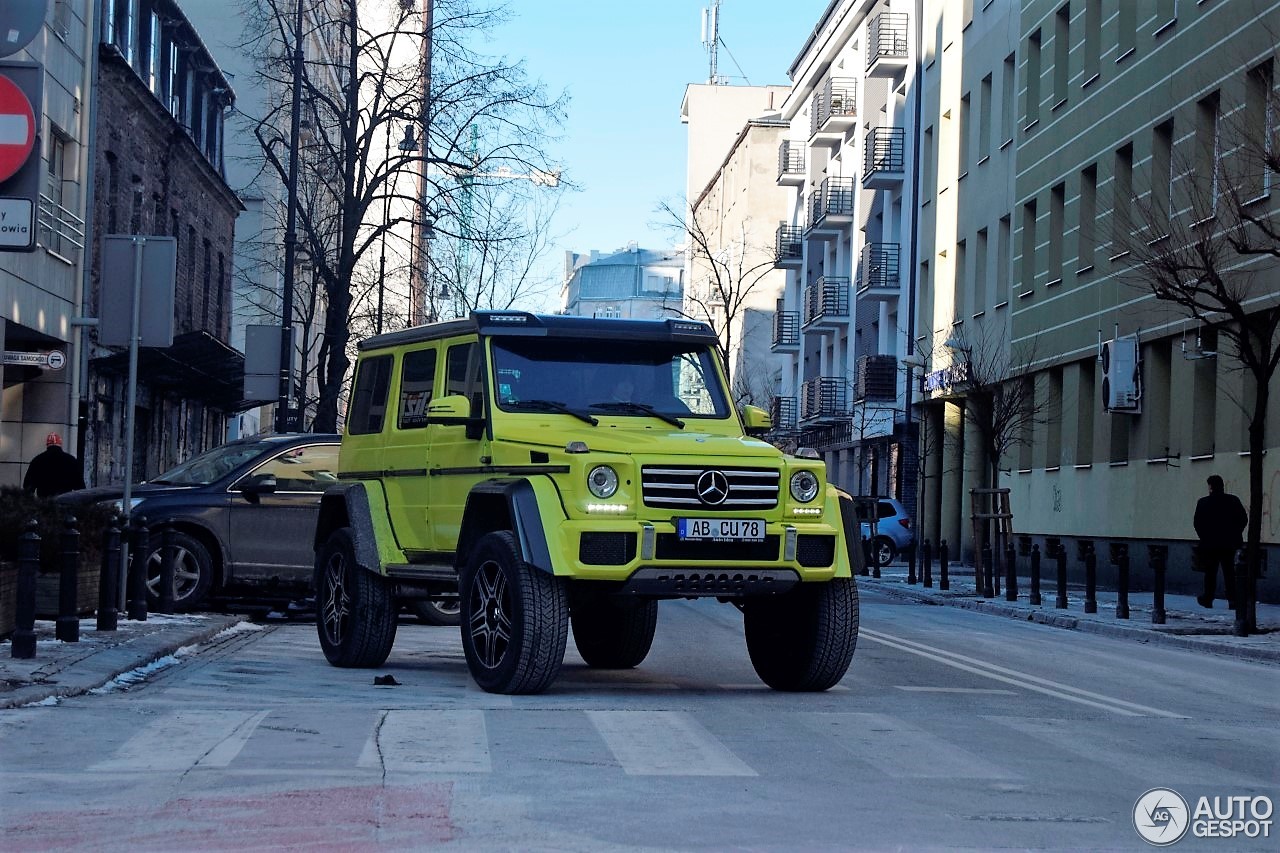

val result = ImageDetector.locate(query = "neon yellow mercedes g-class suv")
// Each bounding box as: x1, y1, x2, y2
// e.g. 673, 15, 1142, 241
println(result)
313, 311, 860, 694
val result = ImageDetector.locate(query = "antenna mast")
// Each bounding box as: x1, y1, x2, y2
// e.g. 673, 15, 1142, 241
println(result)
701, 1, 722, 84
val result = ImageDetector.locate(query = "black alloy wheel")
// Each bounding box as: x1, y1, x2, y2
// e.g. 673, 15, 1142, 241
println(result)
145, 530, 213, 612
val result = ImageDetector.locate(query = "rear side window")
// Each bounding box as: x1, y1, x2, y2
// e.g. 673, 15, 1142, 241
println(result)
877, 502, 896, 519
398, 348, 437, 430
348, 355, 393, 435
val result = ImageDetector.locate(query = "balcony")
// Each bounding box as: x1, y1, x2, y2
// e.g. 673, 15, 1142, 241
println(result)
777, 140, 806, 185
809, 77, 858, 146
866, 12, 909, 78
769, 395, 798, 432
775, 224, 803, 267
802, 275, 850, 330
863, 127, 906, 189
807, 176, 856, 238
800, 377, 849, 422
856, 354, 898, 402
772, 305, 800, 351
856, 242, 901, 302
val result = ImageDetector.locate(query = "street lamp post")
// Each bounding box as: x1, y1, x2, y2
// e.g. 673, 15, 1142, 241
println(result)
275, 0, 305, 434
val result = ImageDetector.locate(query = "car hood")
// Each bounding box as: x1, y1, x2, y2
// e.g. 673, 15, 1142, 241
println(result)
57, 483, 203, 505
502, 424, 784, 460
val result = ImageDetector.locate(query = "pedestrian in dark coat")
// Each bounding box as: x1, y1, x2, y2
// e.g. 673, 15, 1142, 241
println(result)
1193, 474, 1247, 609
22, 433, 86, 499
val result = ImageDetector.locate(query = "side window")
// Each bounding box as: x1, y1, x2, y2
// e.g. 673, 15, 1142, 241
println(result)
247, 444, 340, 492
348, 355, 393, 435
445, 342, 485, 417
398, 347, 437, 430
877, 502, 896, 520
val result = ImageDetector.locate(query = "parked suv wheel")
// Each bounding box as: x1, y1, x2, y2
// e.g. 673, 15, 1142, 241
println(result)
315, 527, 397, 667
409, 598, 461, 626
144, 531, 213, 612
872, 536, 896, 568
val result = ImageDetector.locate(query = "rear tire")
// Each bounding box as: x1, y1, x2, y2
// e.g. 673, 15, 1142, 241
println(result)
460, 531, 568, 694
145, 531, 213, 612
744, 577, 859, 691
315, 527, 397, 667
570, 586, 657, 669
872, 537, 896, 568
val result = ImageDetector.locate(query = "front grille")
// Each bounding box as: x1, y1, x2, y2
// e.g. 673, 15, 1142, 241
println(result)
797, 535, 836, 567
579, 532, 637, 566
654, 533, 781, 562
641, 466, 780, 510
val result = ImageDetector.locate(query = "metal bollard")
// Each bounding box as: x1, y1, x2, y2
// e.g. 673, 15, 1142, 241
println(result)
1055, 544, 1069, 609
860, 536, 871, 577
1149, 544, 1168, 625
907, 538, 917, 585
11, 520, 40, 659
56, 513, 80, 643
97, 521, 122, 632
127, 516, 149, 621
1029, 543, 1042, 605
1005, 543, 1018, 602
939, 539, 950, 591
981, 541, 994, 598
1113, 543, 1130, 620
922, 539, 933, 588
157, 521, 176, 615
1082, 541, 1098, 614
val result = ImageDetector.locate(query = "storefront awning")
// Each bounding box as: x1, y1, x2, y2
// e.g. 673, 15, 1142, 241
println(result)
91, 330, 254, 412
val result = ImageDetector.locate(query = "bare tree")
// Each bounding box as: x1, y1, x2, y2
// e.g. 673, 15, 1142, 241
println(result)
242, 0, 566, 432
1114, 57, 1280, 633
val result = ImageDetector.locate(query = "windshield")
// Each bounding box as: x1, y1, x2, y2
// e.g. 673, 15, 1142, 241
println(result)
149, 442, 270, 486
490, 336, 730, 420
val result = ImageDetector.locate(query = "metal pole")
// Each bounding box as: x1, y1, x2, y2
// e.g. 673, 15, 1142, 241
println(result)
275, 0, 306, 434
1029, 543, 1042, 605
922, 539, 933, 588
97, 520, 121, 632
11, 521, 40, 659
376, 126, 390, 336
1085, 544, 1097, 613
939, 539, 949, 590
1005, 543, 1017, 602
118, 235, 145, 613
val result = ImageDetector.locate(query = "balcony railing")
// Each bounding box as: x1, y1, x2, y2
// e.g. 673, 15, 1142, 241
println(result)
863, 127, 906, 186
857, 242, 901, 295
803, 275, 850, 326
773, 305, 800, 349
809, 77, 858, 138
808, 176, 856, 228
856, 354, 898, 402
775, 224, 803, 263
37, 193, 85, 259
770, 395, 798, 431
867, 12, 909, 73
801, 377, 848, 420
777, 140, 806, 182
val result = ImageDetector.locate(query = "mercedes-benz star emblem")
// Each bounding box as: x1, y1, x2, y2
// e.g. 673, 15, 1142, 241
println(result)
696, 470, 730, 505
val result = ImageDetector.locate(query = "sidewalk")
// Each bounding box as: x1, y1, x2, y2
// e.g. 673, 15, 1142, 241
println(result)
861, 562, 1280, 664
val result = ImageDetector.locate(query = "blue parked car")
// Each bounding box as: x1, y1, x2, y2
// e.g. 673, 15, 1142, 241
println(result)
852, 497, 915, 567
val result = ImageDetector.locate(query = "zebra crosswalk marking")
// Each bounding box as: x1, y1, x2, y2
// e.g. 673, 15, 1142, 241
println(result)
91, 710, 268, 771
798, 712, 1016, 779
358, 710, 491, 773
586, 710, 757, 776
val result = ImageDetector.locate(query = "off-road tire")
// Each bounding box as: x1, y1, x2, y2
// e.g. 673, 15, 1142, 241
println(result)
315, 527, 397, 668
872, 537, 896, 568
460, 531, 568, 694
570, 585, 658, 669
744, 577, 859, 691
145, 530, 214, 612
409, 598, 462, 626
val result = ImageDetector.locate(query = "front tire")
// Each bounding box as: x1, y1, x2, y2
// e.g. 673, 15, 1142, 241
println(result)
570, 585, 657, 669
315, 527, 397, 668
872, 537, 896, 568
145, 531, 213, 612
460, 531, 568, 694
744, 577, 859, 691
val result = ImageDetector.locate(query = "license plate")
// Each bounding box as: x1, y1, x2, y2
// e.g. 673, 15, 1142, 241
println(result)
677, 518, 765, 542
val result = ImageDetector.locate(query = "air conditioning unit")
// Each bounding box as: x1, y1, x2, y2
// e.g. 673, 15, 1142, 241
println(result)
1102, 335, 1142, 413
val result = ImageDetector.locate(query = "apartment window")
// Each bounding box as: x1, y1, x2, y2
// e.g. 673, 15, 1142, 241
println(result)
959, 93, 971, 176
1049, 183, 1065, 285
975, 227, 989, 311
1155, 0, 1176, 33
1195, 92, 1221, 212
963, 0, 975, 30
42, 128, 71, 256
167, 42, 180, 116
1079, 164, 1097, 272
1001, 53, 1016, 145
108, 0, 136, 64
1075, 359, 1095, 464
923, 126, 935, 200
152, 194, 164, 235
1244, 60, 1275, 199
1018, 377, 1035, 470
1083, 0, 1101, 85
1191, 328, 1217, 457
202, 238, 212, 330
919, 260, 932, 334
147, 11, 162, 95
1020, 198, 1038, 292
1145, 341, 1171, 460
186, 224, 196, 327
1112, 142, 1134, 255
105, 153, 119, 232
1045, 368, 1063, 468
1152, 119, 1174, 228
1118, 1, 1136, 62
979, 73, 993, 160
217, 253, 226, 333
953, 239, 967, 320
997, 214, 1011, 303
1025, 30, 1042, 129
1053, 4, 1069, 110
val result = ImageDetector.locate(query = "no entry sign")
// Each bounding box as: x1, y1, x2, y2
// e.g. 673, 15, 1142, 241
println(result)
0, 73, 36, 184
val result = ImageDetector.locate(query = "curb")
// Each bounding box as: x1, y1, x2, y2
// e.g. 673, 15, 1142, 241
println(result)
865, 581, 1280, 665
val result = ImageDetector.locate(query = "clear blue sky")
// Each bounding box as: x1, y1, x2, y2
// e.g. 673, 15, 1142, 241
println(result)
487, 0, 826, 275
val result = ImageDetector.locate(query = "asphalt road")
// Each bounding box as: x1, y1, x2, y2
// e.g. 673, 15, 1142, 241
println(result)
1, 587, 1276, 851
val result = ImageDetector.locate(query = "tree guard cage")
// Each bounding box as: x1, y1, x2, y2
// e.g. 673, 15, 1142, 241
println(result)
970, 488, 1012, 595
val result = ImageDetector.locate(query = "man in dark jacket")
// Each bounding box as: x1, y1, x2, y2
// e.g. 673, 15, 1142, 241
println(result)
22, 433, 86, 498
1193, 474, 1247, 609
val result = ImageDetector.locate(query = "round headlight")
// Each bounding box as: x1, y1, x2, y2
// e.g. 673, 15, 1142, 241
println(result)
790, 470, 820, 503
587, 465, 619, 499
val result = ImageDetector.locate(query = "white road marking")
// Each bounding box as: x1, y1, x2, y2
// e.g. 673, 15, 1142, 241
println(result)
587, 710, 757, 776
799, 712, 1016, 779
895, 686, 1018, 694
862, 628, 1188, 718
358, 710, 491, 773
91, 710, 268, 771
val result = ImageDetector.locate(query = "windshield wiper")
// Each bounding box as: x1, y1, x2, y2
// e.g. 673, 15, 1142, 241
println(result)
589, 401, 685, 429
507, 399, 598, 425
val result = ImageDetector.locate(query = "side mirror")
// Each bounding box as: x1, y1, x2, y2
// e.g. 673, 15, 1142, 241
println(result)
426, 393, 486, 439
740, 405, 773, 437
239, 473, 277, 503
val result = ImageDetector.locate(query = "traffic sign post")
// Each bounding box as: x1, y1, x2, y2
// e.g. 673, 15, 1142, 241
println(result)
0, 61, 42, 252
